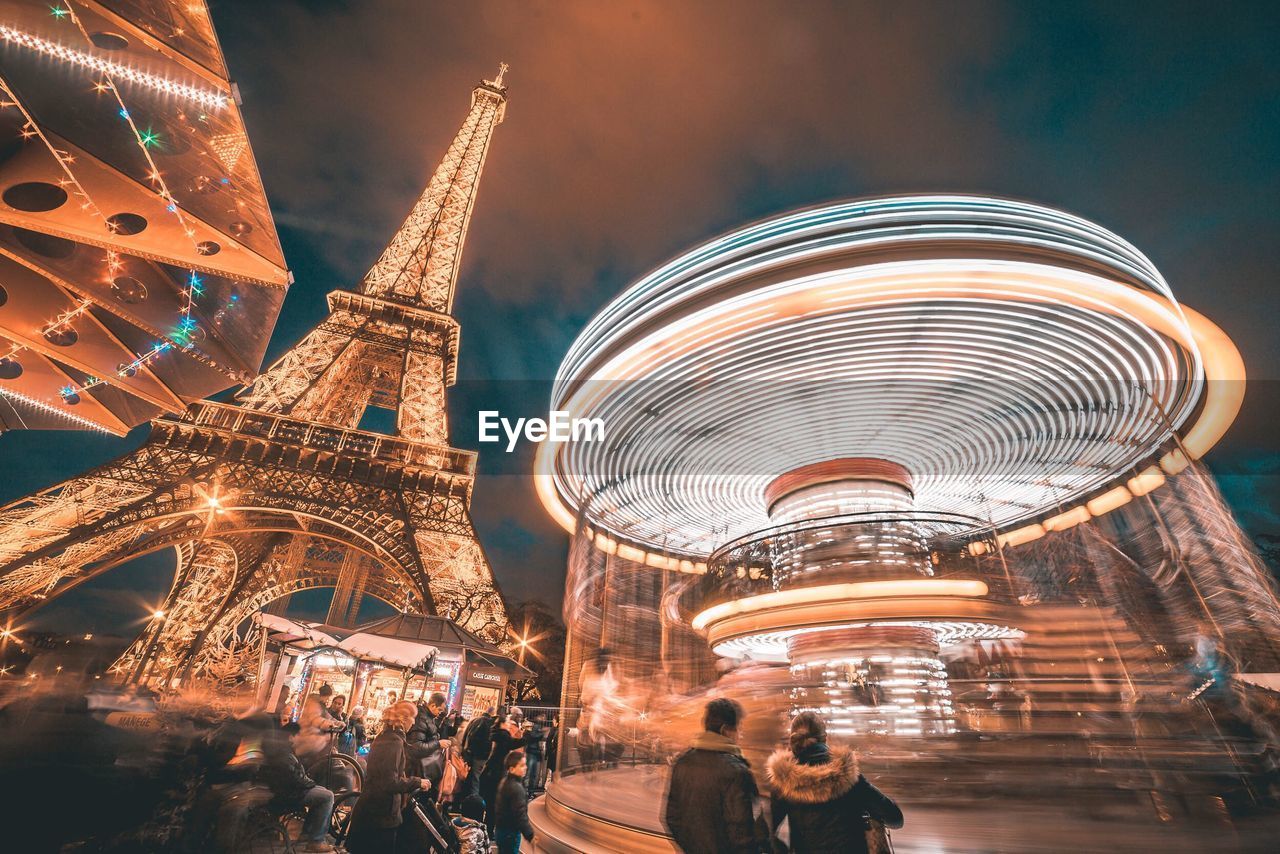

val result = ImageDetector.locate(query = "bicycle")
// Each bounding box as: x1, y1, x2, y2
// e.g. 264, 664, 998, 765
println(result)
329, 790, 361, 847
307, 728, 365, 797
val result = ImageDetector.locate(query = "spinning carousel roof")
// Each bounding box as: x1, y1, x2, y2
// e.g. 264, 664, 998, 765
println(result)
537, 196, 1243, 556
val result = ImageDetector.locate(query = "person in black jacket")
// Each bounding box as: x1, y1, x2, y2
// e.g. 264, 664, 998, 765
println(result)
765, 711, 902, 854
344, 702, 430, 853
522, 713, 548, 794
493, 750, 536, 853
261, 723, 336, 853
338, 707, 366, 756
460, 707, 495, 798
441, 710, 465, 740
480, 714, 519, 833
405, 692, 451, 788
545, 716, 559, 777
663, 698, 766, 854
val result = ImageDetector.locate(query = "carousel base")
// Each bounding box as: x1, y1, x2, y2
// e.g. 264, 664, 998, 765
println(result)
528, 766, 1277, 853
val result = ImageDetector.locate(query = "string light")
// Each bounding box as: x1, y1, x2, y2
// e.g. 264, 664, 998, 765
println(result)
41, 298, 93, 337
0, 24, 228, 109
0, 73, 104, 221
0, 386, 111, 432
0, 8, 233, 415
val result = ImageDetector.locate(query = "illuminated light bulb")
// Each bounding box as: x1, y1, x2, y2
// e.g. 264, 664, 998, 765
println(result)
0, 26, 228, 109
0, 387, 108, 432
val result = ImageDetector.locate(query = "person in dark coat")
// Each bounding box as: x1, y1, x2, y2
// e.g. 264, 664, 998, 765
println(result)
261, 723, 336, 853
663, 698, 766, 854
460, 707, 495, 798
480, 714, 520, 833
405, 692, 451, 788
545, 717, 559, 777
765, 711, 902, 854
344, 702, 430, 853
441, 710, 465, 740
522, 713, 548, 794
493, 750, 536, 854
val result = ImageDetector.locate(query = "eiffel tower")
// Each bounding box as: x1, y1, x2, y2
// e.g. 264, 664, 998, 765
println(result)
0, 66, 512, 685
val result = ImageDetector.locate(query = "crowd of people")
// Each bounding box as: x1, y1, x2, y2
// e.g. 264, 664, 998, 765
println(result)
664, 699, 904, 854
1, 670, 892, 853
279, 686, 900, 853
243, 685, 558, 853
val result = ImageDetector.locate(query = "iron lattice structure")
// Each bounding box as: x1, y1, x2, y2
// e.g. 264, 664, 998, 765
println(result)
0, 68, 512, 685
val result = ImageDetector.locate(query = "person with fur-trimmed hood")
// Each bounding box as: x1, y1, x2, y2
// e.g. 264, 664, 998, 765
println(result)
765, 711, 902, 854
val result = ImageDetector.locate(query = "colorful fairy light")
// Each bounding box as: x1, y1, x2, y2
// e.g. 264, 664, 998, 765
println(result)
0, 8, 242, 415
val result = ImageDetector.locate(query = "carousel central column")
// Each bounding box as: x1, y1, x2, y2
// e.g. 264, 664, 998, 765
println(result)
764, 459, 956, 735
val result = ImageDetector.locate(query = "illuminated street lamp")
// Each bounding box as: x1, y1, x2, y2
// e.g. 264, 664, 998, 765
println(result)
128, 607, 168, 686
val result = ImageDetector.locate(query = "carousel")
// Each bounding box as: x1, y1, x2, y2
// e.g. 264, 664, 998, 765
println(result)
254, 612, 529, 730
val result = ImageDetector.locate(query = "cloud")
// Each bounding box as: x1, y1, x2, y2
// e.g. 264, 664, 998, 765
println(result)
201, 0, 1280, 609
222, 0, 1007, 304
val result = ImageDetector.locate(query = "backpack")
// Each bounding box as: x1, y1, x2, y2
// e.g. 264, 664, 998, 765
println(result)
438, 745, 468, 800
460, 715, 491, 761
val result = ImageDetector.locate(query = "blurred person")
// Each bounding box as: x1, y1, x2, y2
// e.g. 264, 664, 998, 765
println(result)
493, 749, 536, 853
522, 712, 548, 794
481, 713, 522, 833
765, 711, 902, 854
345, 700, 431, 853
261, 722, 336, 852
298, 683, 343, 763
184, 710, 276, 850
664, 698, 765, 854
460, 705, 495, 798
340, 706, 367, 756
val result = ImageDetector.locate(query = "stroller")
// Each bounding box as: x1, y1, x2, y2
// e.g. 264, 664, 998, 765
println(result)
408, 791, 462, 853
450, 815, 490, 854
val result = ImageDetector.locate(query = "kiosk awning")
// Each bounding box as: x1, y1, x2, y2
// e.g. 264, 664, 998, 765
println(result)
338, 632, 438, 670
256, 613, 341, 649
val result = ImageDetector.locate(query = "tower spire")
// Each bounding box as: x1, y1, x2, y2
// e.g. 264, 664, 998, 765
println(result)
359, 68, 508, 313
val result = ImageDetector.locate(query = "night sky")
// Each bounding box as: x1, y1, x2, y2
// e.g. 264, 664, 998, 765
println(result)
3, 0, 1279, 633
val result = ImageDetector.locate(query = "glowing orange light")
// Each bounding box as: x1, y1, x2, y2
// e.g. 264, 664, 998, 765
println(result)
691, 578, 990, 632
